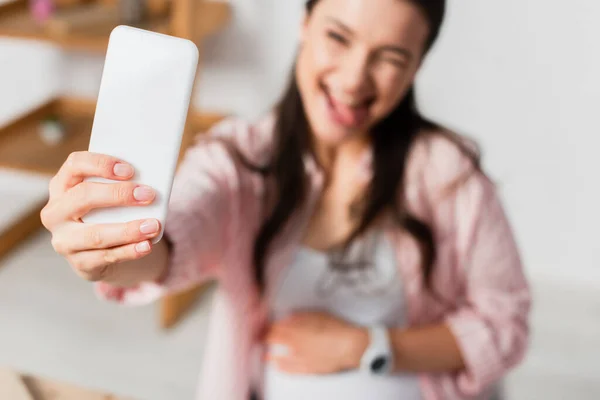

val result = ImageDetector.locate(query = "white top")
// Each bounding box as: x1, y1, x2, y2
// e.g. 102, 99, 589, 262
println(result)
264, 232, 422, 400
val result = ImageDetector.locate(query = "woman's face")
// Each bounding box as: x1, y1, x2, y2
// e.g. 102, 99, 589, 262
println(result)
296, 0, 430, 146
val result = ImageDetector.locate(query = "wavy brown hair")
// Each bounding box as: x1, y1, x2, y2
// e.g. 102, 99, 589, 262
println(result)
249, 0, 479, 292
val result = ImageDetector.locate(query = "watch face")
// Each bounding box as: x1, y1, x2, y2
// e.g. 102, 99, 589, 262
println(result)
370, 356, 389, 374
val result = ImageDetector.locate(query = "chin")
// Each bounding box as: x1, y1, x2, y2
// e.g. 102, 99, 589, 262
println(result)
310, 119, 362, 146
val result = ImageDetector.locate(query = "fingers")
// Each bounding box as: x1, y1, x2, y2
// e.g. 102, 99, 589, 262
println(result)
264, 320, 325, 375
68, 240, 153, 282
43, 181, 155, 227
265, 346, 316, 375
264, 342, 296, 369
265, 325, 301, 361
51, 219, 161, 254
50, 152, 134, 198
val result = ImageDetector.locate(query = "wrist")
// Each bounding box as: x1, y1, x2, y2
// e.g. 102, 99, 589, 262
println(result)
388, 329, 408, 371
106, 239, 170, 287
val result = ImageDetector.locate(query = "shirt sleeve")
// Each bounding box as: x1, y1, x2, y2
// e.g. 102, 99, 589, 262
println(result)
422, 135, 532, 396
95, 120, 243, 305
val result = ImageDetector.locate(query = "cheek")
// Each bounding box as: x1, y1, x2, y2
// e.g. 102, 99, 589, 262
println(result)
297, 39, 338, 92
313, 40, 341, 73
372, 68, 413, 115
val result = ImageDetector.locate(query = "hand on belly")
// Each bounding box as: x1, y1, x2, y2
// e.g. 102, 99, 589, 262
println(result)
264, 311, 368, 375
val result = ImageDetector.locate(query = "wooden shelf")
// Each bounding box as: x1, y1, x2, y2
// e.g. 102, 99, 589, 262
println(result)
0, 169, 49, 260
0, 97, 226, 176
193, 0, 232, 39
0, 0, 231, 52
0, 113, 92, 176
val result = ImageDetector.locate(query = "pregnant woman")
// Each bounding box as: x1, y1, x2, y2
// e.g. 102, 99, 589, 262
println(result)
41, 0, 531, 399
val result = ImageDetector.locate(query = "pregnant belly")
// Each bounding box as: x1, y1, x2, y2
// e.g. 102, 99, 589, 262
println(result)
263, 362, 422, 400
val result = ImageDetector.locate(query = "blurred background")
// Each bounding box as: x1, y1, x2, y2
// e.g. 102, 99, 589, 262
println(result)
0, 0, 598, 399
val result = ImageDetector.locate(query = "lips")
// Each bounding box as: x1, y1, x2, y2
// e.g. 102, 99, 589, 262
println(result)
322, 84, 372, 129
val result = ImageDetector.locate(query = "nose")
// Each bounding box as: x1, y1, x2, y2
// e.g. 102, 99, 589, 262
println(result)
338, 50, 371, 97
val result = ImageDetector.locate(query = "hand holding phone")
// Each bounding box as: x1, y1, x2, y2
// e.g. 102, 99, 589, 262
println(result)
81, 25, 199, 243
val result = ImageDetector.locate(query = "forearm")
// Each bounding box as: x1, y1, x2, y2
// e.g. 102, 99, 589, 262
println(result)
102, 238, 170, 287
347, 323, 465, 374
388, 324, 465, 373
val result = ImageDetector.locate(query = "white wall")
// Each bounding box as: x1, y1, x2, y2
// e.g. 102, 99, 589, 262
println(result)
0, 38, 62, 127
417, 0, 600, 287
0, 0, 597, 287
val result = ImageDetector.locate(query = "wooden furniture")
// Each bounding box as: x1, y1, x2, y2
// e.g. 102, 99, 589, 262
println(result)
0, 0, 231, 52
0, 368, 135, 400
0, 0, 230, 328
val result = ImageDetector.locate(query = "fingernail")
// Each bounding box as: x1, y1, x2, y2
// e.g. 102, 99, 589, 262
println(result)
140, 219, 159, 234
133, 186, 155, 202
113, 163, 133, 177
135, 241, 151, 253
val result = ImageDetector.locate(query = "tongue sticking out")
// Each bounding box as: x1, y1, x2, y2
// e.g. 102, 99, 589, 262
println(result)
330, 98, 369, 128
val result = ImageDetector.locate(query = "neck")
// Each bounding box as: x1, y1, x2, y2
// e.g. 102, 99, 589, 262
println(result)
311, 134, 371, 185
313, 134, 370, 173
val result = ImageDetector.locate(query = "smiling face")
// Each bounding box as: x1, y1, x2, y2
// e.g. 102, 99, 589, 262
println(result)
296, 0, 430, 147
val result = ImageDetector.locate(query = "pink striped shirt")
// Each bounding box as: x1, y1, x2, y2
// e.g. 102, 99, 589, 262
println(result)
97, 114, 531, 400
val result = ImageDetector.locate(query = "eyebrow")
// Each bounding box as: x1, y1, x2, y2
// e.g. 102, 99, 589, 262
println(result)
325, 17, 413, 61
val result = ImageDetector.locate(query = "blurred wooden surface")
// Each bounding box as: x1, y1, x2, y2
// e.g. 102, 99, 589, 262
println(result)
160, 282, 214, 329
0, 200, 47, 261
0, 1, 168, 52
44, 4, 121, 38
0, 100, 57, 141
0, 0, 231, 52
0, 368, 135, 399
0, 114, 92, 175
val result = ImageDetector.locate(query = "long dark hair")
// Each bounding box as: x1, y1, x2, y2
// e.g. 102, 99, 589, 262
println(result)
250, 0, 479, 292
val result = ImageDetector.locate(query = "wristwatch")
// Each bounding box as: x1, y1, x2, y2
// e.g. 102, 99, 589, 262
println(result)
359, 325, 394, 375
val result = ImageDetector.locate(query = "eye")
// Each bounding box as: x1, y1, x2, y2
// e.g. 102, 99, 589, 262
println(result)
383, 58, 408, 68
326, 30, 349, 46
376, 53, 408, 69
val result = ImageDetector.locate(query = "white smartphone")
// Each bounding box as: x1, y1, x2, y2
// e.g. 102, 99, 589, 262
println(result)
82, 25, 199, 243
